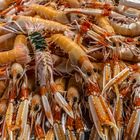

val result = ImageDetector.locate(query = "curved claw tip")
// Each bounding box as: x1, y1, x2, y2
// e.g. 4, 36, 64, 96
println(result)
54, 92, 74, 118
47, 116, 54, 126
67, 108, 74, 118
106, 121, 119, 131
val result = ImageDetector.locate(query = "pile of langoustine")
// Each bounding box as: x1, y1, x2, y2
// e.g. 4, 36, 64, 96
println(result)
0, 0, 139, 140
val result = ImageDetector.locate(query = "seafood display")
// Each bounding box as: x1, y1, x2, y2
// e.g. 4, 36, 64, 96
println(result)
0, 0, 139, 140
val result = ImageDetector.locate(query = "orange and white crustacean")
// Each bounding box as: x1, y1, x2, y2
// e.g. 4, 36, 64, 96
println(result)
0, 0, 139, 140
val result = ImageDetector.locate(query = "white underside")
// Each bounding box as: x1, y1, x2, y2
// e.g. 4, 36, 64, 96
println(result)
120, 0, 140, 9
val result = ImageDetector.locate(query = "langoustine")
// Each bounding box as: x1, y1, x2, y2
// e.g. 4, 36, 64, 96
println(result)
0, 0, 139, 140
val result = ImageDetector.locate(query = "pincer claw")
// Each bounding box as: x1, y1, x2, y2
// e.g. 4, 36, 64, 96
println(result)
54, 92, 74, 119
88, 95, 118, 140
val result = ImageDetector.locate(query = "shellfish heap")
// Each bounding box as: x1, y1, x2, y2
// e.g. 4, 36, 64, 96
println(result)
0, 0, 139, 140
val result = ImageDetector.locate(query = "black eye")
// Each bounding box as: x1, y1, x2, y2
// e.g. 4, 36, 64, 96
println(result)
16, 73, 21, 79
34, 104, 39, 111
138, 37, 140, 42
132, 79, 136, 84
73, 97, 77, 103
87, 71, 92, 76
93, 68, 97, 73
